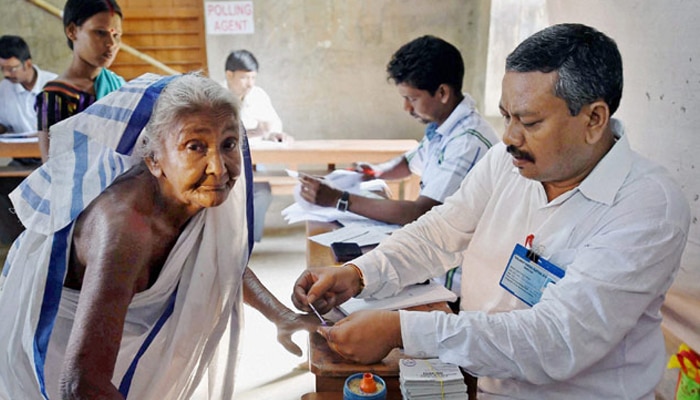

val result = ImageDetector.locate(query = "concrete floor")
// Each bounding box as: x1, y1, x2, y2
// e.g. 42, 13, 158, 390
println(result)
233, 227, 316, 400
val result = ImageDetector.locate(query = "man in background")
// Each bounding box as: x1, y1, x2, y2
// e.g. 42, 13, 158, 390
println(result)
224, 49, 291, 242
299, 35, 499, 298
0, 35, 57, 244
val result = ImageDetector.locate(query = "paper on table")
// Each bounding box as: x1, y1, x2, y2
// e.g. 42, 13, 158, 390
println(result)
282, 202, 372, 224
0, 131, 39, 143
337, 281, 457, 316
0, 137, 38, 143
337, 218, 401, 231
308, 225, 391, 247
0, 131, 39, 138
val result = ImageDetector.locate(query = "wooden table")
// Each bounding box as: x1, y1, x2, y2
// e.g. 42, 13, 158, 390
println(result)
250, 139, 419, 170
0, 140, 41, 159
0, 141, 41, 177
250, 139, 420, 198
304, 221, 476, 400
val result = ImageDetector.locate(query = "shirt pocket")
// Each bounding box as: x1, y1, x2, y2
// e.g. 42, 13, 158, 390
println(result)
546, 248, 578, 272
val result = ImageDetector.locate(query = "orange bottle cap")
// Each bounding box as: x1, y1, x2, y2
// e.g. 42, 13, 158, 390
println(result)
360, 372, 377, 393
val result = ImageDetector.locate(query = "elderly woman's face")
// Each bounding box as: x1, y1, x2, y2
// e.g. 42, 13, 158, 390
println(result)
153, 109, 241, 210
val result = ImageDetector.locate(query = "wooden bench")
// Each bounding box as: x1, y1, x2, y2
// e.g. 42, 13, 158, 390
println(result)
0, 164, 36, 178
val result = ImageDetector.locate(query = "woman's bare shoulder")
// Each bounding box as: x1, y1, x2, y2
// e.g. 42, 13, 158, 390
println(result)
68, 166, 187, 292
73, 168, 160, 251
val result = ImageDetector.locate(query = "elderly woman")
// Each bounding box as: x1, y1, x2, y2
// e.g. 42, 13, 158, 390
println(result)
0, 73, 315, 399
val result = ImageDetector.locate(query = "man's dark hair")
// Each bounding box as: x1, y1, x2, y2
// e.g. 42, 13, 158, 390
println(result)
63, 0, 123, 50
0, 35, 32, 62
386, 35, 464, 96
506, 23, 623, 116
225, 49, 259, 72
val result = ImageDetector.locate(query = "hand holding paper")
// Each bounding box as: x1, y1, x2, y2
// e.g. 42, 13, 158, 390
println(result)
298, 172, 347, 208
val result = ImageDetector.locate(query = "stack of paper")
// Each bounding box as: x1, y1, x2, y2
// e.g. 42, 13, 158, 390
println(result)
399, 358, 468, 400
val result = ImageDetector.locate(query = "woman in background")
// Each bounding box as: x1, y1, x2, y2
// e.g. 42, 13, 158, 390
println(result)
37, 0, 124, 162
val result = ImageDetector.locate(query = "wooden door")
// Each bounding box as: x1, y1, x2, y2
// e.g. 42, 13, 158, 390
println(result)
111, 0, 207, 80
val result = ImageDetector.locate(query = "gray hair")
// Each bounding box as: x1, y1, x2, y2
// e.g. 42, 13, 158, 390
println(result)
138, 73, 240, 159
506, 23, 623, 116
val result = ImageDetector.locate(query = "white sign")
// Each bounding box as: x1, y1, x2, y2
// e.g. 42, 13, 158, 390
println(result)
205, 1, 254, 35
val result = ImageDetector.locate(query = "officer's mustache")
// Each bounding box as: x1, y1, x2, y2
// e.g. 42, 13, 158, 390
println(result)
506, 145, 535, 163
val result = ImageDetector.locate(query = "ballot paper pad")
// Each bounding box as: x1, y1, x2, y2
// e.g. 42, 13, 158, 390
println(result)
399, 358, 468, 399
307, 220, 399, 247
337, 281, 457, 316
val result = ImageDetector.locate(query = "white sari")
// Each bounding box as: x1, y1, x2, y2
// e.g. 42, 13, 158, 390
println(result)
0, 74, 254, 399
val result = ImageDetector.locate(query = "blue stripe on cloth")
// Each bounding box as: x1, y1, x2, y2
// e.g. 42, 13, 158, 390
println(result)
99, 148, 109, 191
117, 75, 179, 155
116, 155, 125, 178
425, 122, 438, 141
118, 284, 179, 397
34, 224, 72, 398
39, 167, 51, 183
243, 134, 254, 255
70, 131, 89, 220
119, 84, 153, 94
82, 103, 134, 124
19, 180, 50, 215
466, 147, 481, 173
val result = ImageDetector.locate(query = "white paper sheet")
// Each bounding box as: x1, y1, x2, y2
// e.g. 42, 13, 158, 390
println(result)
0, 131, 38, 138
0, 132, 39, 143
308, 226, 391, 247
337, 281, 457, 315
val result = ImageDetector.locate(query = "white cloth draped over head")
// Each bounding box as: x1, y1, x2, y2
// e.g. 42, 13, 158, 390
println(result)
0, 73, 254, 399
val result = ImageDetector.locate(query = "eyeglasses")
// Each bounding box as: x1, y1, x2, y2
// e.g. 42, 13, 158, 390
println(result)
1, 63, 23, 74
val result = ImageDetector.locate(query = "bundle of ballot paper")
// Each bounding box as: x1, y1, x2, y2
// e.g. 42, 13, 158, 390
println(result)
399, 358, 468, 400
282, 169, 389, 224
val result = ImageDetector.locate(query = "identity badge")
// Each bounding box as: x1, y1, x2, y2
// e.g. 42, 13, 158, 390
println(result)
499, 243, 565, 307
